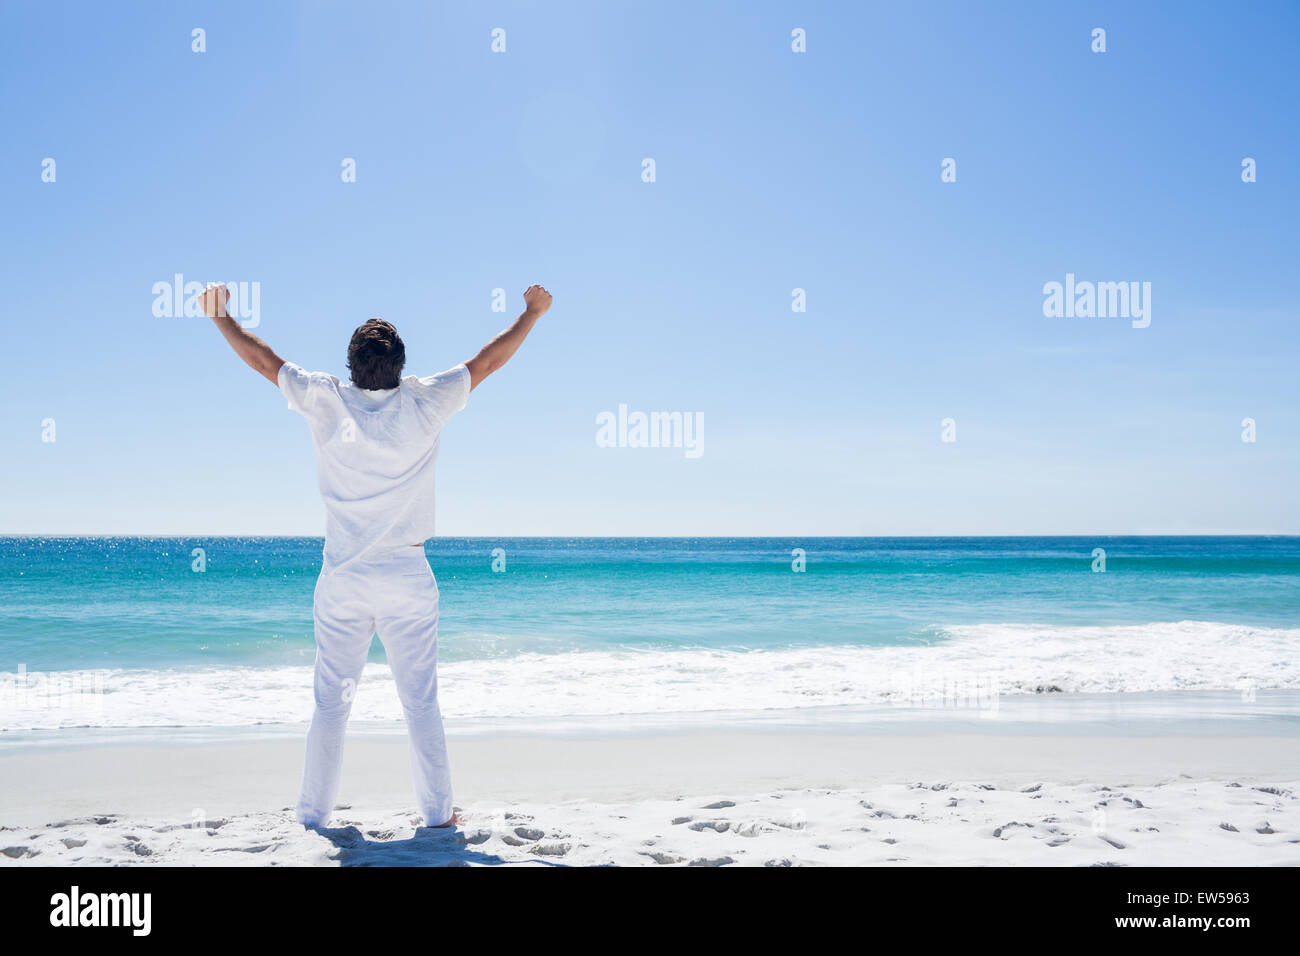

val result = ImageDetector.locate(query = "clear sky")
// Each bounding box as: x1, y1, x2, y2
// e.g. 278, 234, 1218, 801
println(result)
2, 1, 1297, 536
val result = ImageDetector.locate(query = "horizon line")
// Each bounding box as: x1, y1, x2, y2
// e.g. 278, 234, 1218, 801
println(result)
2, 532, 1298, 539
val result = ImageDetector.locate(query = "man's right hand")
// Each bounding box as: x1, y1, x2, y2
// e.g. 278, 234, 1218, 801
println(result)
466, 284, 552, 391
523, 284, 553, 316
200, 282, 230, 320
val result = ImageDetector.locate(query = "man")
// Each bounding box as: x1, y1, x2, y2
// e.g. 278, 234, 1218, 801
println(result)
200, 282, 552, 828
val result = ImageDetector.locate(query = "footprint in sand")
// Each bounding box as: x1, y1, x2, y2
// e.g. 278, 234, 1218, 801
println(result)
992, 822, 1032, 839
316, 825, 365, 847
49, 815, 116, 828
643, 851, 683, 865
689, 821, 730, 833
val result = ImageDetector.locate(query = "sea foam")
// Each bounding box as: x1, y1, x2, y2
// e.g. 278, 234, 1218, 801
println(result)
1, 620, 1296, 732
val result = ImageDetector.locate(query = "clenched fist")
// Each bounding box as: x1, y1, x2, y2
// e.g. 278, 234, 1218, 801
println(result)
200, 282, 230, 319
522, 284, 552, 317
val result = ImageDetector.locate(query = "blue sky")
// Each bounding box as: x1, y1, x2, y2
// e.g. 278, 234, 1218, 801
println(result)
2, 1, 1297, 535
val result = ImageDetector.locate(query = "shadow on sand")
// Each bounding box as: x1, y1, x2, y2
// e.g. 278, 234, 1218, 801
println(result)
309, 824, 571, 867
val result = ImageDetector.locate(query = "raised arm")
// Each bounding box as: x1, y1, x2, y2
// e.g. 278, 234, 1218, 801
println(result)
201, 283, 285, 386
465, 284, 552, 391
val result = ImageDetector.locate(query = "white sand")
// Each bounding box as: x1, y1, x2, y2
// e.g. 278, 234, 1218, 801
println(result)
3, 699, 1299, 865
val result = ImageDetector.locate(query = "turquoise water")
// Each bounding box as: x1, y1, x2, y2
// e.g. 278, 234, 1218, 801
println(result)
2, 536, 1298, 668
1, 536, 1297, 729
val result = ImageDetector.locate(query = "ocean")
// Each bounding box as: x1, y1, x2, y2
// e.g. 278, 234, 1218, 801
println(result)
1, 536, 1298, 732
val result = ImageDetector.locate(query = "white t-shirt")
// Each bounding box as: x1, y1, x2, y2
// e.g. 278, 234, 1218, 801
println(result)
278, 361, 470, 569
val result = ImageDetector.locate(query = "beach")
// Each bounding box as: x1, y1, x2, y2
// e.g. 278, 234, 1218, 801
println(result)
4, 692, 1298, 866
3, 536, 1298, 866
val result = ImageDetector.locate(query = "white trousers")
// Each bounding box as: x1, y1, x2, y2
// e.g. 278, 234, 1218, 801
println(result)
296, 549, 452, 827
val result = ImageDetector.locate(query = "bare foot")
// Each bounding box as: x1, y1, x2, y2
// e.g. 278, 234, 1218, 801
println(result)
431, 813, 461, 828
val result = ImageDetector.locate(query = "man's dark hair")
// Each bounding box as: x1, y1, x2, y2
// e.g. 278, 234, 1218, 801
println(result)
347, 318, 406, 390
